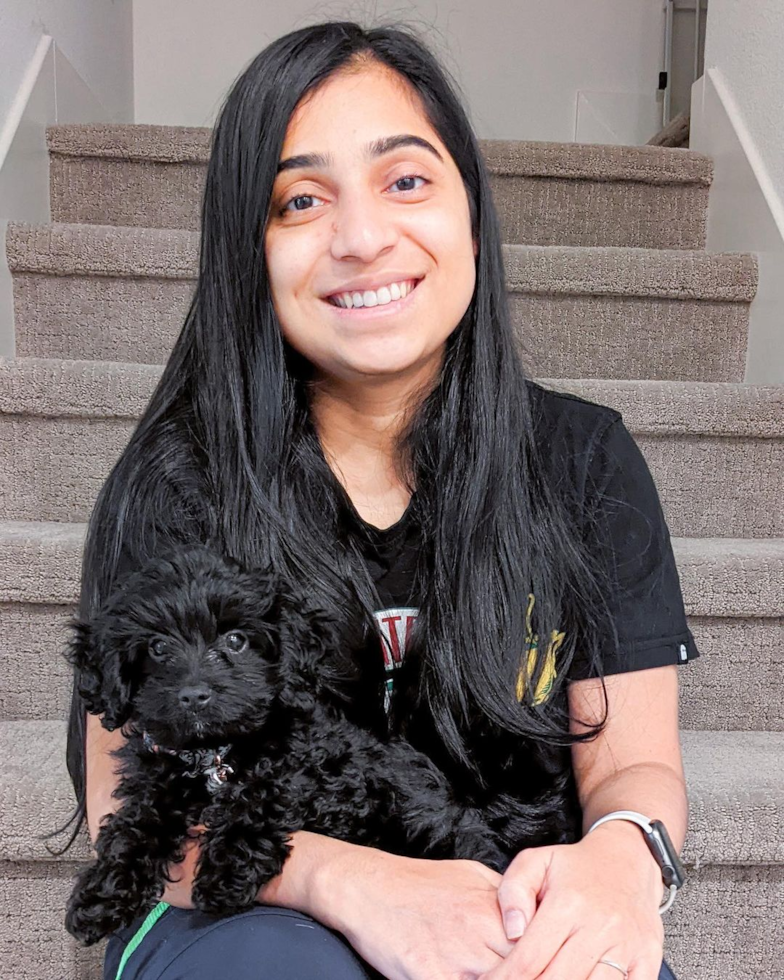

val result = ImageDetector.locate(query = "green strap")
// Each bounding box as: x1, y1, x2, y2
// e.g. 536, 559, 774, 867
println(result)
114, 901, 171, 980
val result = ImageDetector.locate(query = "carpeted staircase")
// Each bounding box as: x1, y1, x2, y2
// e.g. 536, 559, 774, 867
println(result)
1, 124, 782, 980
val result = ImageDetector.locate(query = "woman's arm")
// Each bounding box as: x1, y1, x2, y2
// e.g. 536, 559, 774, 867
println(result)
159, 825, 379, 915
85, 711, 126, 848
256, 830, 372, 914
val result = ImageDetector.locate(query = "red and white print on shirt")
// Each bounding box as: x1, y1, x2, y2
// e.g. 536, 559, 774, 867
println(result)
373, 594, 564, 715
374, 607, 419, 714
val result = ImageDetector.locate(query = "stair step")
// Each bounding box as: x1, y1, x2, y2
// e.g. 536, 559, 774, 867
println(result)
1, 720, 780, 867
548, 379, 784, 537
46, 124, 713, 249
1, 519, 779, 617
3, 866, 779, 980
506, 244, 755, 381
0, 519, 781, 731
0, 860, 102, 980
2, 358, 781, 536
6, 222, 754, 381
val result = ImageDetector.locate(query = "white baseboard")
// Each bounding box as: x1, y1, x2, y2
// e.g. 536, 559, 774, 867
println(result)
690, 68, 784, 383
0, 36, 110, 358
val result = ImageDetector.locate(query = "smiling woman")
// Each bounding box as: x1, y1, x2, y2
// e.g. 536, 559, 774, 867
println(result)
54, 17, 694, 980
263, 66, 477, 395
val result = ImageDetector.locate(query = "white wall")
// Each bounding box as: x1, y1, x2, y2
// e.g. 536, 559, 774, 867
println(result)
133, 0, 666, 143
702, 0, 784, 203
0, 0, 134, 126
690, 1, 784, 382
0, 0, 134, 356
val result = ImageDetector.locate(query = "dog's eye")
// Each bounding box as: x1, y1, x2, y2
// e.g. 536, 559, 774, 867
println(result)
149, 638, 169, 660
225, 631, 248, 652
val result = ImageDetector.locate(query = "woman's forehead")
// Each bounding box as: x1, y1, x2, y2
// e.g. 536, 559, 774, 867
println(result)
280, 66, 437, 159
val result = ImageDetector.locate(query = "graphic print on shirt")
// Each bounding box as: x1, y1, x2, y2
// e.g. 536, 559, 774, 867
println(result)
373, 594, 564, 714
374, 606, 419, 714
516, 593, 565, 706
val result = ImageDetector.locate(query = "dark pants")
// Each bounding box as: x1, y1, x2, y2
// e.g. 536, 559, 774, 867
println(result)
103, 904, 679, 980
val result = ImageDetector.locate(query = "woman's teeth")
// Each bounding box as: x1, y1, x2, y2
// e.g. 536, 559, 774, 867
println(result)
328, 278, 419, 309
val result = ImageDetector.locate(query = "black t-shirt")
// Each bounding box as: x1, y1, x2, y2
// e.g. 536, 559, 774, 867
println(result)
106, 381, 700, 850
342, 381, 700, 720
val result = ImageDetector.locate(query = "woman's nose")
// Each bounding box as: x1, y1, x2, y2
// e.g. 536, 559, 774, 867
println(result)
329, 192, 398, 263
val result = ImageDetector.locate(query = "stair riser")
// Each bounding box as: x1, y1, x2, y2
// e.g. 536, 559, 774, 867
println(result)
635, 433, 784, 537
0, 603, 74, 722
0, 862, 103, 980
12, 273, 191, 367
679, 616, 784, 731
49, 156, 710, 249
2, 416, 780, 536
491, 176, 709, 249
1, 605, 781, 730
663, 864, 784, 980
12, 272, 749, 382
512, 295, 748, 382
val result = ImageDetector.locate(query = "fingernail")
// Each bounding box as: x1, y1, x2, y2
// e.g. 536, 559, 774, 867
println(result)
504, 909, 527, 940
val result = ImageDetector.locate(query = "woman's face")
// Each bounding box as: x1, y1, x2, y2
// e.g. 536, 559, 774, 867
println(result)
264, 63, 478, 387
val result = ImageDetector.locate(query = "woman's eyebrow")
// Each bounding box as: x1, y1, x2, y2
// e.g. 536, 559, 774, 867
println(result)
276, 134, 444, 174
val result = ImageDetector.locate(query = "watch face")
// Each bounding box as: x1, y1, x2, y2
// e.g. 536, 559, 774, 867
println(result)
650, 819, 685, 888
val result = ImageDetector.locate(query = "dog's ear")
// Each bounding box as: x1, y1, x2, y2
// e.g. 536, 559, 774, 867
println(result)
246, 565, 285, 618
64, 618, 103, 712
63, 615, 135, 732
275, 594, 358, 711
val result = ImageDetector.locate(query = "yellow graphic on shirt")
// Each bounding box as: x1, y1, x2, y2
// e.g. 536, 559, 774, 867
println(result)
515, 593, 565, 706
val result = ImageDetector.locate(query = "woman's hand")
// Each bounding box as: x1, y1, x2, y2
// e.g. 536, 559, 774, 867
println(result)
319, 849, 518, 980
478, 830, 666, 979
158, 824, 207, 910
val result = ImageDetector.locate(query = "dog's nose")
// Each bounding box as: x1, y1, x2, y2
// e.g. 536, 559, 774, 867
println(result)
178, 684, 213, 709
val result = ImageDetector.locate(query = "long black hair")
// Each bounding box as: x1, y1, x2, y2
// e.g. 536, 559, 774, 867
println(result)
49, 19, 614, 856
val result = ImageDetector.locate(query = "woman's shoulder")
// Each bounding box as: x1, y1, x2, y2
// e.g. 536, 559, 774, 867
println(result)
524, 379, 622, 455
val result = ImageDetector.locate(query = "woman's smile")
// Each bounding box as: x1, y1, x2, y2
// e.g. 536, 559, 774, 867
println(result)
322, 276, 425, 321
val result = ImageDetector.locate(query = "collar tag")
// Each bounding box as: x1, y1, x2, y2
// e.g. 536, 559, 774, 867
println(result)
142, 730, 234, 792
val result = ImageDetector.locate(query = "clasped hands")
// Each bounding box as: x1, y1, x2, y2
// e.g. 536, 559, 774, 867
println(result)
478, 828, 666, 980
159, 822, 667, 980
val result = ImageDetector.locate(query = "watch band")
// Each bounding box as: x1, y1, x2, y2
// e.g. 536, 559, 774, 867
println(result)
585, 810, 686, 914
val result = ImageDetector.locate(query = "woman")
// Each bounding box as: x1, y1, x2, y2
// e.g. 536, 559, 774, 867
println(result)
57, 19, 698, 980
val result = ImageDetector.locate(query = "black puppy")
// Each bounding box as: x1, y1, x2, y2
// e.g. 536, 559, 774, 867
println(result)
64, 544, 511, 945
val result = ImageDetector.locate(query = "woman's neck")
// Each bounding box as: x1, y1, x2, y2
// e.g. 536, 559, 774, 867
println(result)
309, 379, 422, 528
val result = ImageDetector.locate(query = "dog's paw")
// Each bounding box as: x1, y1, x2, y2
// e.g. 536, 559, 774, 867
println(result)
65, 860, 162, 946
65, 896, 124, 947
191, 877, 257, 918
192, 855, 275, 917
452, 809, 511, 873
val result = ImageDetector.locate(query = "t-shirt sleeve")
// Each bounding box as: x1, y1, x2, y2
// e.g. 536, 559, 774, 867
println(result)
568, 415, 701, 681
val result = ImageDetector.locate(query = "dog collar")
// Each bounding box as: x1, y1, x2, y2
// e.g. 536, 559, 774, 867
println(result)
141, 730, 235, 793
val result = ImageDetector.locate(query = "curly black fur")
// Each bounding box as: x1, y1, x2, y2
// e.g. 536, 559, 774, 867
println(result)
64, 544, 515, 946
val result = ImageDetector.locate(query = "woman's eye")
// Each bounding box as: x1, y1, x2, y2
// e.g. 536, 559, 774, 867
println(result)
278, 173, 428, 216
390, 174, 427, 194
279, 192, 326, 215
225, 631, 248, 652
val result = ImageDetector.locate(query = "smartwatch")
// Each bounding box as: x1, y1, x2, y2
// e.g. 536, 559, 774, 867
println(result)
586, 810, 686, 914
